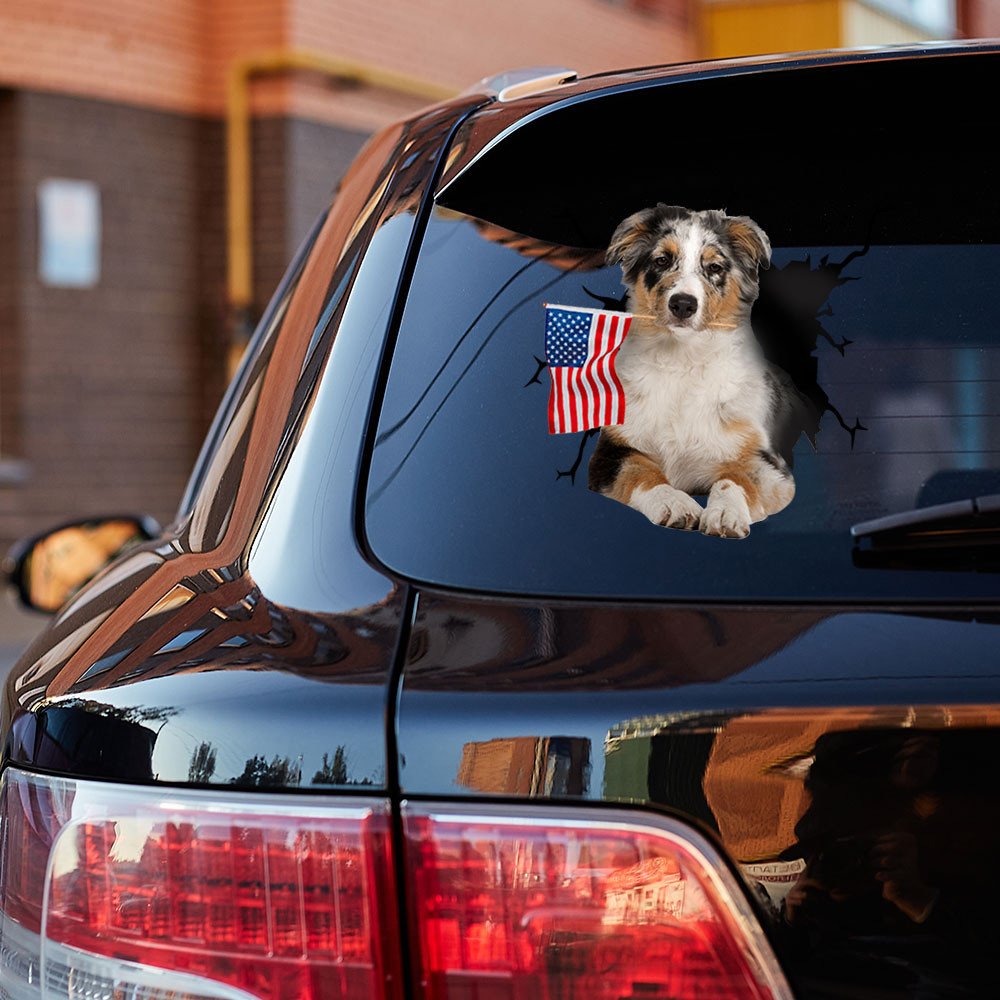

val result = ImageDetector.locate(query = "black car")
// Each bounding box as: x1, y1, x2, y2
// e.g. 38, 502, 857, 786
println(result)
2, 43, 999, 1000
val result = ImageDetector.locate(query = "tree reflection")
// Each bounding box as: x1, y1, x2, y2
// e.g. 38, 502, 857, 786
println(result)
311, 746, 375, 787
54, 698, 178, 729
224, 747, 379, 788
311, 748, 348, 785
230, 754, 302, 788
187, 741, 217, 783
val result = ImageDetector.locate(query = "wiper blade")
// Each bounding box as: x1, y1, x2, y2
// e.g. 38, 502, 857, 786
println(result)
851, 494, 1000, 572
852, 494, 1000, 542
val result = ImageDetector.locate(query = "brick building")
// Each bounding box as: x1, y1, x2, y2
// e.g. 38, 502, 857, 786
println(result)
0, 0, 991, 548
0, 0, 695, 545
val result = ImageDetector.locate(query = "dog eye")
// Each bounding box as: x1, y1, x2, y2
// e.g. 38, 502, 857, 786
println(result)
706, 261, 725, 276
653, 253, 673, 267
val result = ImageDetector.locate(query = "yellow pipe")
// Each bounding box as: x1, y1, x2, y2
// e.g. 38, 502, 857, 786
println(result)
225, 50, 456, 352
226, 60, 252, 319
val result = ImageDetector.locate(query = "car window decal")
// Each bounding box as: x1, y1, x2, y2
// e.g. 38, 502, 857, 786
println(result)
529, 206, 868, 539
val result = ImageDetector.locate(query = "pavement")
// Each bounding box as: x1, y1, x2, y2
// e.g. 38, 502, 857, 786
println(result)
0, 594, 46, 680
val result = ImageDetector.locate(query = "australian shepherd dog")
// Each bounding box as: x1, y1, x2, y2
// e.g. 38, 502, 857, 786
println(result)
589, 204, 800, 538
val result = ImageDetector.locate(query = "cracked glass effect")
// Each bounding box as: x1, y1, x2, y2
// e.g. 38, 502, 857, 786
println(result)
364, 203, 1000, 600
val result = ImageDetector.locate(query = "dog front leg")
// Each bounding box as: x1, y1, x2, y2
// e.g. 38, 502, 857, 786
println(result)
589, 434, 702, 530
701, 479, 754, 538
702, 449, 794, 539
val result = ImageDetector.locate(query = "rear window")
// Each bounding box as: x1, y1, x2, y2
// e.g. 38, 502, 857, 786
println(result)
365, 53, 1000, 601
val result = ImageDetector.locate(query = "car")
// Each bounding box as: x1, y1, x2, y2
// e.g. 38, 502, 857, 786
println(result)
1, 40, 999, 1000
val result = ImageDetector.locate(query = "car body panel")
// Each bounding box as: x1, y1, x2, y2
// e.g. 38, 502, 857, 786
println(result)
2, 93, 489, 790
7, 585, 397, 787
398, 592, 1000, 803
399, 591, 1000, 997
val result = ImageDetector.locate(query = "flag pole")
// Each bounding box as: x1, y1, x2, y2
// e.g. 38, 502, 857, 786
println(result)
542, 302, 655, 320
542, 302, 737, 328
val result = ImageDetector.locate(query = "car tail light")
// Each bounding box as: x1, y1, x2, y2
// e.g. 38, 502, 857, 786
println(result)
0, 767, 401, 1000
0, 768, 789, 1000
403, 803, 790, 1000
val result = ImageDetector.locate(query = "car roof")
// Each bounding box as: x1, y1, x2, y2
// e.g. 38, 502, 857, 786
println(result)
437, 39, 1000, 196
431, 38, 999, 248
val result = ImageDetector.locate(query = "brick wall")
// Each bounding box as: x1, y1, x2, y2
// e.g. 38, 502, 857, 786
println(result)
0, 92, 206, 538
0, 0, 695, 130
276, 0, 695, 130
252, 116, 368, 310
292, 0, 691, 84
0, 0, 696, 547
0, 0, 207, 113
960, 0, 1000, 37
0, 88, 373, 546
0, 94, 22, 465
193, 117, 230, 431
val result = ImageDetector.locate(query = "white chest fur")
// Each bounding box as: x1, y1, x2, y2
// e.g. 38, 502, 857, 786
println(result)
615, 324, 771, 494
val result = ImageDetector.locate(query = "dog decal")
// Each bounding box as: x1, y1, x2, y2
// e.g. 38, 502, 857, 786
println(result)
583, 204, 816, 538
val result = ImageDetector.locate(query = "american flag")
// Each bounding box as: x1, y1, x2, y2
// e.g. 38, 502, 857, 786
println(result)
545, 304, 631, 434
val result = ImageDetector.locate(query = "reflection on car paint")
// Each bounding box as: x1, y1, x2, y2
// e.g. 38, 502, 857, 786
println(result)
4, 98, 485, 793
400, 590, 1000, 996
456, 735, 591, 796
8, 575, 401, 788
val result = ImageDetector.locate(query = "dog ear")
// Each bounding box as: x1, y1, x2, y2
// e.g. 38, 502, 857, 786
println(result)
725, 215, 772, 271
606, 207, 659, 274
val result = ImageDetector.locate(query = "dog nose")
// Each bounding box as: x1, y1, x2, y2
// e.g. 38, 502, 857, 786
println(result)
668, 293, 698, 320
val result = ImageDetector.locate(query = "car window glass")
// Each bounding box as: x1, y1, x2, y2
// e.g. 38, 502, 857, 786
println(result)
249, 212, 416, 611
365, 56, 1000, 601
176, 212, 326, 520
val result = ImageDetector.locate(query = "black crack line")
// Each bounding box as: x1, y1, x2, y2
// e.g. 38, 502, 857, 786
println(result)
524, 356, 547, 387
833, 234, 872, 274
375, 249, 554, 446
825, 401, 867, 449
582, 285, 629, 312
815, 233, 871, 357
816, 318, 853, 357
557, 428, 599, 483
370, 262, 584, 504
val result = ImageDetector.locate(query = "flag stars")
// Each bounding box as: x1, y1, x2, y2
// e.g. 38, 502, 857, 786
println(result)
545, 309, 592, 367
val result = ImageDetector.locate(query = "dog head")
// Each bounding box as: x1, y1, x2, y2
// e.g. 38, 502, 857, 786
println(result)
607, 205, 770, 335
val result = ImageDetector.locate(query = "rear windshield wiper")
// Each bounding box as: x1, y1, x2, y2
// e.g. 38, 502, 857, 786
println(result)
851, 494, 1000, 571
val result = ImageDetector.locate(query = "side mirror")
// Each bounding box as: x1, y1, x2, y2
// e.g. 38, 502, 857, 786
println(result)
3, 515, 161, 614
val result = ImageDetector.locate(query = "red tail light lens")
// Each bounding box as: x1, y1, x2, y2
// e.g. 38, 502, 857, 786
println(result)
0, 768, 401, 1000
0, 768, 787, 999
403, 804, 789, 1000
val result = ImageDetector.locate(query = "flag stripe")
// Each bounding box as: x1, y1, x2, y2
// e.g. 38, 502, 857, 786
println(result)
608, 315, 629, 424
561, 366, 572, 434
586, 313, 606, 428
549, 368, 559, 434
593, 316, 615, 425
598, 316, 610, 427
551, 367, 559, 433
545, 305, 632, 434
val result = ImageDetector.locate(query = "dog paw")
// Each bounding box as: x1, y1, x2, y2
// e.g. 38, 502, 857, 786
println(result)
701, 507, 750, 538
632, 484, 702, 530
701, 482, 751, 539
